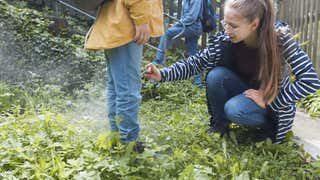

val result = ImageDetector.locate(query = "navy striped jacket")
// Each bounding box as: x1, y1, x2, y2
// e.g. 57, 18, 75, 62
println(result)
159, 23, 320, 144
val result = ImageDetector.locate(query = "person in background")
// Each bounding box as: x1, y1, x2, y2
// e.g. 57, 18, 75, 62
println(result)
84, 0, 164, 152
145, 0, 320, 144
153, 0, 204, 88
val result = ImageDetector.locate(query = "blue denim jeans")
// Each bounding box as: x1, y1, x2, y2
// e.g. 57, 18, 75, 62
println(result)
106, 42, 142, 143
154, 24, 202, 85
206, 67, 269, 128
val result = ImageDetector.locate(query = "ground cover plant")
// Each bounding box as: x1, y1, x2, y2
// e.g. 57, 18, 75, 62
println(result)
1, 80, 320, 179
0, 0, 320, 179
298, 90, 320, 118
0, 0, 105, 93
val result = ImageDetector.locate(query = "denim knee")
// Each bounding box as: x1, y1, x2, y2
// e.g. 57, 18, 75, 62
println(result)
224, 98, 242, 121
165, 28, 176, 39
224, 95, 267, 127
206, 67, 230, 90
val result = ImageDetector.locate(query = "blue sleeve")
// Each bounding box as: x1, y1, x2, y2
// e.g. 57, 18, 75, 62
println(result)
180, 0, 203, 26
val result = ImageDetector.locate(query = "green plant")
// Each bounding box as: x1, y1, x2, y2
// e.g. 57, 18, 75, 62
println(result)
0, 1, 319, 178
0, 82, 27, 113
298, 90, 320, 117
0, 0, 105, 93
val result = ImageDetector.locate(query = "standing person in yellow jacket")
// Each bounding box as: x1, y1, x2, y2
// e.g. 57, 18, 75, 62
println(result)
85, 0, 164, 152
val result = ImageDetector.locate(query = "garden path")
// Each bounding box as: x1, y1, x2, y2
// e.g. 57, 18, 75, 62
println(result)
293, 111, 320, 159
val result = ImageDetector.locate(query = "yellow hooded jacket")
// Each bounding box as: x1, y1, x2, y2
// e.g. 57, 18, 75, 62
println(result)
85, 0, 164, 50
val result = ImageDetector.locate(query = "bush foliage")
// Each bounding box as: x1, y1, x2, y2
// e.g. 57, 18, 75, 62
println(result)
0, 0, 105, 93
0, 0, 319, 179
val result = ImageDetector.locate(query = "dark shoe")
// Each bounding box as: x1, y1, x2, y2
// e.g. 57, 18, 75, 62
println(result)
133, 141, 145, 153
253, 128, 275, 142
206, 122, 229, 135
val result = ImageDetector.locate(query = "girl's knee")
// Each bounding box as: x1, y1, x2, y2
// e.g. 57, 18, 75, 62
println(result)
224, 98, 241, 121
206, 67, 230, 81
206, 67, 230, 88
224, 95, 267, 126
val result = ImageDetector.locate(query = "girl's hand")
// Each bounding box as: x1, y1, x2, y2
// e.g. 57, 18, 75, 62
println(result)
145, 63, 162, 81
243, 89, 266, 109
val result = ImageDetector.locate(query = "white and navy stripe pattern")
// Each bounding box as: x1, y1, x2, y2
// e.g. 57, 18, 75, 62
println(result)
160, 24, 320, 144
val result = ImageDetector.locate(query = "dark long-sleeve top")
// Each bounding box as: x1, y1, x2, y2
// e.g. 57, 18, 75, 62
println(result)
159, 23, 320, 144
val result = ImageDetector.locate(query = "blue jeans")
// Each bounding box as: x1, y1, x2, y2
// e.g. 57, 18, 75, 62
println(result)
154, 24, 202, 85
106, 42, 142, 143
206, 67, 269, 128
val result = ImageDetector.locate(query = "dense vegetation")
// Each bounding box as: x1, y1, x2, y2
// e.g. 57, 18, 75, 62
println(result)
0, 0, 319, 179
0, 0, 105, 93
